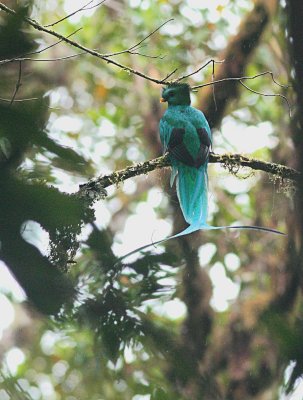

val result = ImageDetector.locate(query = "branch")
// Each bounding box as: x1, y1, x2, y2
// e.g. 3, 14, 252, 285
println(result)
44, 0, 106, 28
176, 59, 225, 83
0, 3, 171, 85
0, 52, 85, 66
0, 28, 83, 66
79, 153, 300, 199
104, 19, 173, 58
9, 60, 22, 106
192, 71, 291, 117
0, 97, 39, 102
192, 71, 289, 90
127, 19, 173, 52
239, 79, 291, 117
0, 2, 291, 113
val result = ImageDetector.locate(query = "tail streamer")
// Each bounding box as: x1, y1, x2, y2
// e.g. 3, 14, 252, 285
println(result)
115, 162, 284, 266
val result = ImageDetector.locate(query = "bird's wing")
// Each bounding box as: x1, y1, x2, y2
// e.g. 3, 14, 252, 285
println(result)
159, 118, 171, 153
194, 109, 212, 141
167, 128, 196, 167
167, 126, 211, 168
160, 109, 211, 168
195, 128, 211, 168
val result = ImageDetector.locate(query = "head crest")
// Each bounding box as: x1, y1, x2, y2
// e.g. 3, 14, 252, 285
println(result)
161, 82, 191, 105
165, 82, 190, 91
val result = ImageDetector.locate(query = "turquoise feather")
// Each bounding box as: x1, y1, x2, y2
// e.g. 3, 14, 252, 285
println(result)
116, 83, 284, 263
158, 83, 284, 238
159, 102, 211, 229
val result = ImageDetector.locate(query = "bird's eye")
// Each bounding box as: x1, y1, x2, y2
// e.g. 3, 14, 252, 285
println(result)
169, 92, 174, 97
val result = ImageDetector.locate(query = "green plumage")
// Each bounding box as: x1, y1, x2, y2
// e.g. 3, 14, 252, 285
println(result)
160, 83, 211, 228
158, 83, 284, 237
116, 83, 284, 263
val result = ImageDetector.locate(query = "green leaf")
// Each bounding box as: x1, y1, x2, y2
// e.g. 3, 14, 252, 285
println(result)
39, 133, 93, 174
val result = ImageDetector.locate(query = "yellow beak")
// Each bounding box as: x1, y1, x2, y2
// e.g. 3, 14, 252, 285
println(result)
160, 98, 166, 103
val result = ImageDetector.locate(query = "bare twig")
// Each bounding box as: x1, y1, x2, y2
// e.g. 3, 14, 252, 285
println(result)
192, 71, 289, 90
0, 3, 170, 85
239, 80, 292, 117
176, 59, 225, 82
211, 61, 217, 112
45, 0, 106, 28
26, 28, 83, 56
162, 68, 179, 81
0, 3, 291, 113
9, 61, 22, 106
0, 96, 39, 102
0, 28, 83, 66
192, 71, 291, 116
97, 19, 173, 58
128, 51, 165, 59
79, 152, 300, 199
0, 52, 86, 67
128, 19, 173, 51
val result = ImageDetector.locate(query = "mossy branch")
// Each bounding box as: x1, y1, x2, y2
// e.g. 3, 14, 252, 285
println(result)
79, 153, 300, 199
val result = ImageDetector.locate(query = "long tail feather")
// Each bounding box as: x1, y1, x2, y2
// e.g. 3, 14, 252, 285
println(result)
114, 159, 285, 266
115, 223, 285, 266
177, 163, 208, 225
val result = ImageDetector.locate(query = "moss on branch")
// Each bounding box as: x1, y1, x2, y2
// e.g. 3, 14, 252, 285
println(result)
79, 153, 300, 200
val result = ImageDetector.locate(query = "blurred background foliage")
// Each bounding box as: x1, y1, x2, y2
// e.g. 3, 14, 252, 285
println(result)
0, 0, 302, 399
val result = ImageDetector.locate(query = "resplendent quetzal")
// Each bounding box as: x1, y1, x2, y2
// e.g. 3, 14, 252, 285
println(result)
159, 82, 284, 237
117, 83, 284, 262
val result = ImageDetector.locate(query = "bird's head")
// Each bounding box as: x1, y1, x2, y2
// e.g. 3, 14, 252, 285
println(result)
160, 83, 191, 106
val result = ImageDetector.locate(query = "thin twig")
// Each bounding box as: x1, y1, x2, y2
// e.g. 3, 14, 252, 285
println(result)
128, 19, 173, 51
191, 71, 291, 116
239, 80, 292, 117
176, 59, 225, 82
24, 53, 85, 62
262, 71, 290, 89
98, 19, 173, 58
130, 51, 164, 59
0, 28, 83, 66
0, 52, 86, 65
0, 96, 39, 102
162, 68, 179, 82
45, 0, 106, 28
211, 61, 217, 112
79, 153, 300, 200
0, 3, 170, 85
191, 71, 289, 90
84, 0, 107, 10
26, 28, 83, 56
0, 2, 291, 112
10, 61, 22, 106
